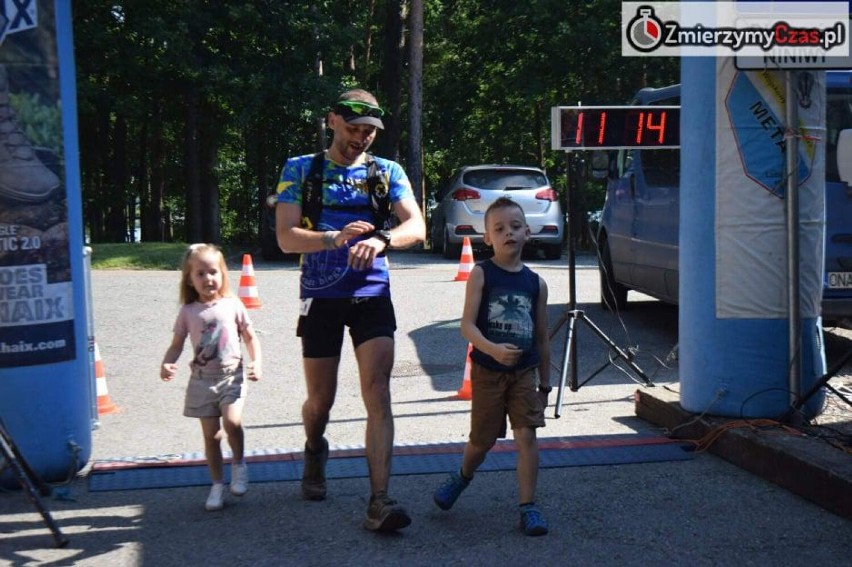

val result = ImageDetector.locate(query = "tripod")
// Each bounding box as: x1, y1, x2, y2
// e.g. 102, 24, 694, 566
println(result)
782, 344, 852, 422
552, 151, 654, 419
0, 419, 68, 548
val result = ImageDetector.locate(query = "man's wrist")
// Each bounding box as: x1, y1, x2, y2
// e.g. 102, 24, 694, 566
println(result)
322, 230, 341, 250
373, 229, 392, 248
538, 385, 553, 394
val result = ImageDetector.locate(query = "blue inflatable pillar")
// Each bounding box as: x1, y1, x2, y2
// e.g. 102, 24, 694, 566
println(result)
0, 0, 91, 484
679, 57, 826, 419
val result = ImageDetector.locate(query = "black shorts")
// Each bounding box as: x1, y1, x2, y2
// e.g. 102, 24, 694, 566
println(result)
297, 297, 397, 358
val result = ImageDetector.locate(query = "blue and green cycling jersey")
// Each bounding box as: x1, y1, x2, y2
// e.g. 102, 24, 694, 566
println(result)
276, 153, 414, 299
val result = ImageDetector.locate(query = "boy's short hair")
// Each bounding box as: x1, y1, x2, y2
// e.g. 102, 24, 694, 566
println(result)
484, 196, 526, 226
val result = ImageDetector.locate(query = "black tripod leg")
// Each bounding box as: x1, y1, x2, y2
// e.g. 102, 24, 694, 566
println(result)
575, 360, 619, 390
580, 315, 654, 387
825, 383, 852, 409
0, 426, 51, 497
554, 312, 578, 418
0, 429, 68, 548
786, 346, 852, 419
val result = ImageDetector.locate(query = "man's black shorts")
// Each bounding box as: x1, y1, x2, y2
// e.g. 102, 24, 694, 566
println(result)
297, 297, 397, 358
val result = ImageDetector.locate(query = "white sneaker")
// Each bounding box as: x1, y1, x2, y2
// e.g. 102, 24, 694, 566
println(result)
205, 483, 225, 511
230, 463, 248, 496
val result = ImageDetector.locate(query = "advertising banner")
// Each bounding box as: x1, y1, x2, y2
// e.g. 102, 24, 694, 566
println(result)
0, 0, 74, 367
715, 60, 825, 319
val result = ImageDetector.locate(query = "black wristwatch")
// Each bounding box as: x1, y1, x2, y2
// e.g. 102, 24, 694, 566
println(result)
539, 385, 553, 394
373, 229, 392, 248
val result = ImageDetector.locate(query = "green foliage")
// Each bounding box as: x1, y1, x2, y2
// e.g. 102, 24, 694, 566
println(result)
10, 92, 62, 154
90, 242, 193, 270
75, 0, 680, 245
90, 242, 244, 270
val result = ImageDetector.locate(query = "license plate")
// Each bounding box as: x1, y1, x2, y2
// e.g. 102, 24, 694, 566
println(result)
827, 272, 852, 289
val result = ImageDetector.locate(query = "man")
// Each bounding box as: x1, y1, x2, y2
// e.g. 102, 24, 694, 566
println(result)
275, 89, 425, 532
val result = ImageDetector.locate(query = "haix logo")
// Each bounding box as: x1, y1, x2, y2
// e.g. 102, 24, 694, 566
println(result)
0, 0, 38, 46
627, 6, 664, 52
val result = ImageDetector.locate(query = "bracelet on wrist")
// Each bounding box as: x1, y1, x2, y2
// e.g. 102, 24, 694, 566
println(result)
322, 231, 340, 250
373, 229, 392, 248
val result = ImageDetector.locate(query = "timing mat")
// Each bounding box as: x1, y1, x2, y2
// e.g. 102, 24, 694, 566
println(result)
88, 434, 694, 492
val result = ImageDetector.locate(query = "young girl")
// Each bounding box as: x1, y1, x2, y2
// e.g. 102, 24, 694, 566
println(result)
160, 244, 262, 511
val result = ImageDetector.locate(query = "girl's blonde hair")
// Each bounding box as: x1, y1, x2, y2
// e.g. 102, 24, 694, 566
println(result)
179, 243, 233, 304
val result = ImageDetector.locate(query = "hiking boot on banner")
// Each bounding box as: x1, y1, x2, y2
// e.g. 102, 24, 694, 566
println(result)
0, 65, 61, 203
301, 437, 329, 501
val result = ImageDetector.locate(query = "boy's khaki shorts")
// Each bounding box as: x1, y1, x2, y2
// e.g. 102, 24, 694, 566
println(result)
468, 362, 545, 447
183, 367, 245, 418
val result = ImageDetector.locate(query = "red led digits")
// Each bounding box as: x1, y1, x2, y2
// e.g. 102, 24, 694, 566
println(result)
554, 106, 680, 150
633, 110, 667, 144
575, 111, 584, 145
645, 111, 666, 144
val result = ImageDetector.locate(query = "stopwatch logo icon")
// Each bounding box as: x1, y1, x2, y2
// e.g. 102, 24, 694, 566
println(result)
627, 6, 664, 52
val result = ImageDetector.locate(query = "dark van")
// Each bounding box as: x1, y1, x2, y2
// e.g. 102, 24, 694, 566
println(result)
596, 73, 852, 326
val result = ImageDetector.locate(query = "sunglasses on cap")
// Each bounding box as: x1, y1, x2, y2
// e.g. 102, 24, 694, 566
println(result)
334, 100, 386, 119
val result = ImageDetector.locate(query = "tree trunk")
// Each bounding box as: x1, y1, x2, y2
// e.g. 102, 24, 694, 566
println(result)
200, 106, 220, 244
90, 98, 111, 242
146, 100, 167, 241
534, 103, 544, 167
310, 4, 327, 151
361, 0, 377, 85
406, 0, 423, 209
376, 0, 407, 160
185, 89, 203, 243
246, 120, 270, 236
106, 113, 129, 242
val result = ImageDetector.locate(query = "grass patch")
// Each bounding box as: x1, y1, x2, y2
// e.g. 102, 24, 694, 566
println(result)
89, 243, 245, 270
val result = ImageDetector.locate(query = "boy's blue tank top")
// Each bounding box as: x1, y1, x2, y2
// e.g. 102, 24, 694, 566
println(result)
470, 259, 540, 372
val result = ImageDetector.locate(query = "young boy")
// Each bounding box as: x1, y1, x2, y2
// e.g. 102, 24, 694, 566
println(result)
432, 196, 551, 536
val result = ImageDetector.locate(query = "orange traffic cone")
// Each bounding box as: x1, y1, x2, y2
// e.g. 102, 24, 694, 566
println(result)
95, 342, 117, 415
455, 343, 473, 400
454, 237, 475, 282
238, 254, 262, 309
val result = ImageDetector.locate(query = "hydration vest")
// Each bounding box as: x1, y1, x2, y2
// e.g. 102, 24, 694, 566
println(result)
300, 152, 392, 231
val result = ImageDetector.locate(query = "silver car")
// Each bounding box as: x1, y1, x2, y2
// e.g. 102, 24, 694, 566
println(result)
429, 164, 564, 259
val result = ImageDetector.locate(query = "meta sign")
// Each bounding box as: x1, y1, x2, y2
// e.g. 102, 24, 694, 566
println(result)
551, 106, 680, 150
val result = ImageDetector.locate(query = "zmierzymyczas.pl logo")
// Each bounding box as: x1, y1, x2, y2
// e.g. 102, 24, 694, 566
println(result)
622, 2, 850, 58
627, 6, 664, 52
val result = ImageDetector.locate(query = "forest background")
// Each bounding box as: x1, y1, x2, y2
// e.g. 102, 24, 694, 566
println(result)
72, 0, 677, 248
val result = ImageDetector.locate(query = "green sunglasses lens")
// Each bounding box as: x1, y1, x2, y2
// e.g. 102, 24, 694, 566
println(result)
337, 100, 385, 118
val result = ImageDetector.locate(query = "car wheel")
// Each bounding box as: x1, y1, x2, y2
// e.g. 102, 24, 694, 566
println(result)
543, 243, 563, 260
600, 236, 627, 311
428, 219, 442, 254
442, 227, 461, 259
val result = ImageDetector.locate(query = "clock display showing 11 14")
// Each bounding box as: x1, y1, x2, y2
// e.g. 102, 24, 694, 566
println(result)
551, 106, 680, 150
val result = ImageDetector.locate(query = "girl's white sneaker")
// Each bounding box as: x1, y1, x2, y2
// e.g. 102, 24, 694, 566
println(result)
230, 463, 248, 496
205, 483, 225, 511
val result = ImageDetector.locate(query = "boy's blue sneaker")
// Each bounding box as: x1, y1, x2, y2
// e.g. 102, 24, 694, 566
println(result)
519, 504, 549, 536
433, 470, 470, 510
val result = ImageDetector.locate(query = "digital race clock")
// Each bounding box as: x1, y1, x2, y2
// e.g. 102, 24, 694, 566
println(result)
551, 106, 681, 150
